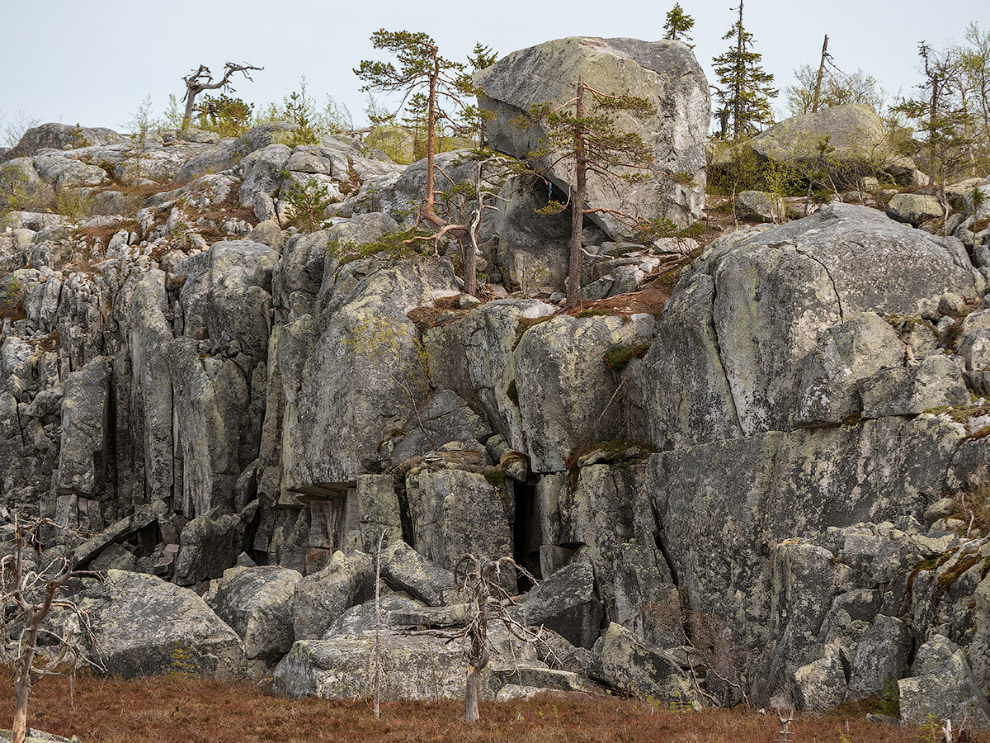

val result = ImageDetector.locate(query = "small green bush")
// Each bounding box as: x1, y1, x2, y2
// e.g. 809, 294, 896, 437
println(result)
283, 176, 336, 232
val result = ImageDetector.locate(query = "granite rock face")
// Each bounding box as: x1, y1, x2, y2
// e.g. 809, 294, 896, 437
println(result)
6, 62, 990, 721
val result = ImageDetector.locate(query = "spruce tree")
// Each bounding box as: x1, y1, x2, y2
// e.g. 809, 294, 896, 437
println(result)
712, 0, 777, 141
663, 3, 696, 49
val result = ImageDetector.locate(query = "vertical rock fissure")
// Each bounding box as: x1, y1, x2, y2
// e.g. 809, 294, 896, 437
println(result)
795, 242, 844, 324
708, 275, 743, 432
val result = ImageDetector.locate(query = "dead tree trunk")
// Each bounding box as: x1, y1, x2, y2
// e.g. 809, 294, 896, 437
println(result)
812, 35, 829, 113
181, 62, 262, 130
566, 77, 587, 309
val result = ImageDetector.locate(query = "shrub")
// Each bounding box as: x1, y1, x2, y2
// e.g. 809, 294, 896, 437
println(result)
282, 176, 336, 232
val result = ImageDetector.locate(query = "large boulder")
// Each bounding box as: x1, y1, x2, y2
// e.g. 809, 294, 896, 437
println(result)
82, 569, 245, 678
588, 623, 697, 703
641, 204, 981, 449
405, 466, 513, 574
2, 123, 123, 161
274, 632, 468, 700
899, 635, 990, 727
292, 550, 374, 641
477, 37, 710, 236
206, 565, 302, 663
380, 540, 458, 607
514, 561, 603, 649
715, 104, 923, 187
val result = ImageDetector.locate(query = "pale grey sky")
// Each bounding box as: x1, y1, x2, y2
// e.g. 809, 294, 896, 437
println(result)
0, 0, 987, 136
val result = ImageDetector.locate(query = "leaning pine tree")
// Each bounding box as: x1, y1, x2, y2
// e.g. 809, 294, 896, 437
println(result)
522, 80, 657, 307
712, 0, 777, 141
354, 30, 499, 296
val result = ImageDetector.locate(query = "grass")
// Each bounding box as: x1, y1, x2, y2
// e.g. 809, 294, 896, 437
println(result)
603, 343, 651, 372
1, 670, 981, 743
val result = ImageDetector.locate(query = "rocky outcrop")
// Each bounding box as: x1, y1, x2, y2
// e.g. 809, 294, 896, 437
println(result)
81, 569, 245, 678
206, 565, 302, 663
477, 37, 709, 235
7, 54, 990, 722
714, 104, 926, 187
641, 203, 981, 449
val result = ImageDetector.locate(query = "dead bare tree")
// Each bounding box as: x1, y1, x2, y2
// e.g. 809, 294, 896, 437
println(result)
373, 530, 385, 720
181, 62, 263, 130
429, 554, 546, 722
0, 515, 99, 743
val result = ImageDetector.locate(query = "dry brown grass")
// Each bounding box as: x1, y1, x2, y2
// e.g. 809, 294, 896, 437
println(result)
1, 670, 985, 743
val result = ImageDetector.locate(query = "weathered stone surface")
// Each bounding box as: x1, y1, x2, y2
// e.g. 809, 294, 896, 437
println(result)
899, 635, 990, 727
292, 551, 374, 641
389, 389, 492, 464
173, 509, 249, 586
886, 193, 944, 226
381, 540, 458, 607
538, 464, 677, 647
515, 313, 655, 472
286, 258, 458, 486
642, 204, 980, 448
274, 624, 539, 700
425, 299, 556, 451
792, 644, 847, 713
477, 37, 709, 236
273, 632, 464, 700
860, 355, 969, 419
588, 623, 696, 702
736, 190, 785, 223
405, 467, 513, 573
515, 561, 602, 649
82, 569, 244, 678
846, 615, 913, 700
206, 565, 302, 662
56, 356, 111, 498
649, 415, 962, 655
355, 474, 403, 553
794, 312, 904, 425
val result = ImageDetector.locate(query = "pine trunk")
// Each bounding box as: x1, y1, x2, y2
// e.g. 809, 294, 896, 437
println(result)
566, 78, 586, 309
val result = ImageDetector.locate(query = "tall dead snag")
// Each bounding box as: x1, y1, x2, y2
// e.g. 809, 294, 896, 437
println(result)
181, 62, 262, 130
522, 80, 657, 307
0, 516, 99, 743
430, 554, 544, 722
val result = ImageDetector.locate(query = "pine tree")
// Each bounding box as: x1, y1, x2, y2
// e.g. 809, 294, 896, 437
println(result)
712, 0, 777, 141
663, 3, 696, 49
524, 81, 656, 307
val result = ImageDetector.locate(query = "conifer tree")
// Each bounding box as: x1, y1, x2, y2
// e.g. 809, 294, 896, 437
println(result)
523, 80, 656, 307
712, 0, 777, 141
355, 31, 501, 296
663, 3, 696, 49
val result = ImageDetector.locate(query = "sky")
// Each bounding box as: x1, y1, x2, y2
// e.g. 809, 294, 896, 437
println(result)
0, 0, 987, 139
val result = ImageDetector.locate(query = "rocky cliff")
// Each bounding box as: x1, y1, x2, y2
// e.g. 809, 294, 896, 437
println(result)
3, 37, 990, 724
